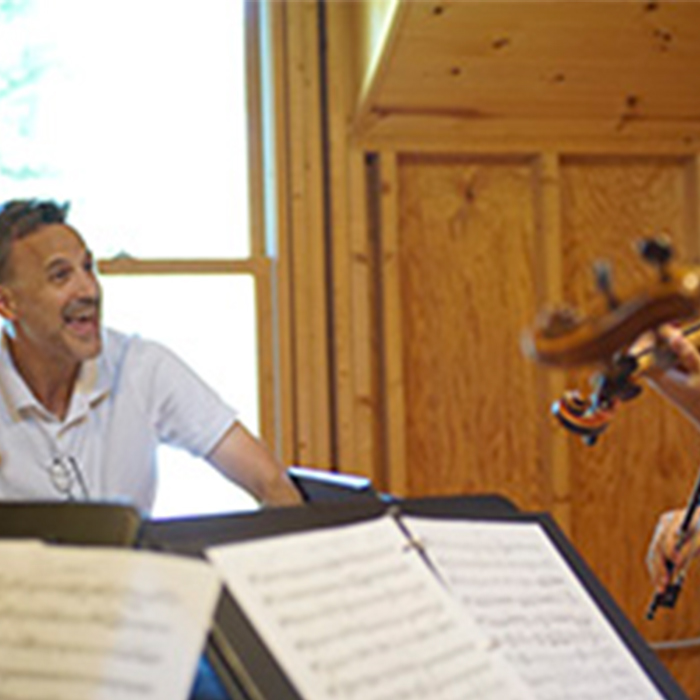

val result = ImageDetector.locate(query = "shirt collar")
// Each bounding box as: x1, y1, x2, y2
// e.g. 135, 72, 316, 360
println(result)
0, 330, 112, 422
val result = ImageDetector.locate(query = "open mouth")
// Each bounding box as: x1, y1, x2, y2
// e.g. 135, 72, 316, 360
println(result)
63, 303, 100, 337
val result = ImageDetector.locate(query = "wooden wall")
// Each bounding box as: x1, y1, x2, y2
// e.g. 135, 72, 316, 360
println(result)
269, 2, 700, 696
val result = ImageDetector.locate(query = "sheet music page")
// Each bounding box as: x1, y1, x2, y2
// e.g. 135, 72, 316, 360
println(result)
206, 515, 535, 700
401, 516, 665, 700
0, 541, 220, 700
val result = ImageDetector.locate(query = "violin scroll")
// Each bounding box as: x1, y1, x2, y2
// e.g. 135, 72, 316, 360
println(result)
522, 237, 700, 369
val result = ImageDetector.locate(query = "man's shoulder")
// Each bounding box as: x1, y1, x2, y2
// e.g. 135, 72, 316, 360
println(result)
102, 328, 185, 372
103, 328, 171, 357
101, 328, 178, 373
99, 328, 221, 415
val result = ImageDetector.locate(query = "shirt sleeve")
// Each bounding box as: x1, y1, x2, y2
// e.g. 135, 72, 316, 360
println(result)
130, 339, 239, 457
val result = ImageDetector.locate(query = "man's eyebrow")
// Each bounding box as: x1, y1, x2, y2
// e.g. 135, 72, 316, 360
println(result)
44, 247, 92, 270
44, 256, 73, 273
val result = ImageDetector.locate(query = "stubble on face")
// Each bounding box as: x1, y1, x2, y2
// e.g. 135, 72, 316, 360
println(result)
1, 224, 103, 369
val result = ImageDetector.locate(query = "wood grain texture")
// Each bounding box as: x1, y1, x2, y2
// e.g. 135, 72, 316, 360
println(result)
396, 155, 547, 510
348, 150, 382, 482
533, 153, 572, 534
260, 0, 296, 464
379, 152, 408, 495
354, 1, 700, 144
285, 0, 332, 467
325, 2, 383, 482
356, 114, 700, 155
325, 0, 358, 475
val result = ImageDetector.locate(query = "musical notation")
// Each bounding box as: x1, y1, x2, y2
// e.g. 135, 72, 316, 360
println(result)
0, 541, 220, 700
402, 517, 664, 700
207, 517, 532, 700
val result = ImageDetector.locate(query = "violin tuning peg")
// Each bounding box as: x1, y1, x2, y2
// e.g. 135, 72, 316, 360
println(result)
535, 305, 582, 338
637, 236, 673, 275
552, 390, 611, 446
592, 260, 619, 309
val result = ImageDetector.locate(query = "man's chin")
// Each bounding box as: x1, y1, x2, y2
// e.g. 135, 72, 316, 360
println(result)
69, 333, 102, 361
84, 337, 103, 359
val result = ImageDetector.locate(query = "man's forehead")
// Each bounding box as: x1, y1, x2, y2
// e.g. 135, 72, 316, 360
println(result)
13, 223, 88, 262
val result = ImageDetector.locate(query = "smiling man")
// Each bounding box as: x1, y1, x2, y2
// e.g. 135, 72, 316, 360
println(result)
0, 199, 301, 512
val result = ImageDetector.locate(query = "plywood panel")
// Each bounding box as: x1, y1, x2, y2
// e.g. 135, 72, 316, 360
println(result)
560, 156, 700, 693
354, 1, 700, 142
396, 155, 547, 510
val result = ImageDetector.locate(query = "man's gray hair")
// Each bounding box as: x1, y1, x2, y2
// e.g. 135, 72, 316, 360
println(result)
0, 200, 70, 281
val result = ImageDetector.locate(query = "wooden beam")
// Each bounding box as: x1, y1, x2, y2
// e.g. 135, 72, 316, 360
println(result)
377, 151, 407, 495
534, 153, 571, 535
285, 0, 332, 467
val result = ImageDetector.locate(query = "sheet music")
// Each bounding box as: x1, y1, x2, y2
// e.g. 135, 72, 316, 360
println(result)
207, 515, 535, 700
402, 516, 665, 700
0, 541, 220, 700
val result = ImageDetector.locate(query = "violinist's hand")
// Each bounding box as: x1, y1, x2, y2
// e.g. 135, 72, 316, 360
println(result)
646, 508, 700, 591
635, 325, 700, 429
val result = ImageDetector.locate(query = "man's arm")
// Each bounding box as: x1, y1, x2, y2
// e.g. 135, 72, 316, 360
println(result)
206, 421, 303, 507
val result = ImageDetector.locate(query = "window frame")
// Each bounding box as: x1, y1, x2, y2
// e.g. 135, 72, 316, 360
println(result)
95, 0, 279, 451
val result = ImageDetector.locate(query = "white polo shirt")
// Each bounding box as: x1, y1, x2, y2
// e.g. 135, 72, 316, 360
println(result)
0, 328, 238, 513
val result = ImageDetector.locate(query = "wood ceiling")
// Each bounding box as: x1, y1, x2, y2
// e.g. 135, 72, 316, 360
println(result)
353, 1, 700, 147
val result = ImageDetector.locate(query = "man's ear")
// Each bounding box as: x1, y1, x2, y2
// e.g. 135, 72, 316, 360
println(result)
0, 285, 17, 322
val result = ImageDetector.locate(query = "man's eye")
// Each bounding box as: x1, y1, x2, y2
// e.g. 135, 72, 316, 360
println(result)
50, 268, 71, 283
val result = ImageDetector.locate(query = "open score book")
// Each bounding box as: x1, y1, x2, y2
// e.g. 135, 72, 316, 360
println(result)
205, 513, 672, 700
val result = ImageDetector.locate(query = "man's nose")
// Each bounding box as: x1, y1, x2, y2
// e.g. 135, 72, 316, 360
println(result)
75, 268, 100, 297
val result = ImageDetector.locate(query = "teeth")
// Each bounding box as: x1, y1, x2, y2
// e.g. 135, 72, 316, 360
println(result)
63, 303, 99, 324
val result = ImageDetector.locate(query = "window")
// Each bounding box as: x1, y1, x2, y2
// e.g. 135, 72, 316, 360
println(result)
0, 0, 265, 517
